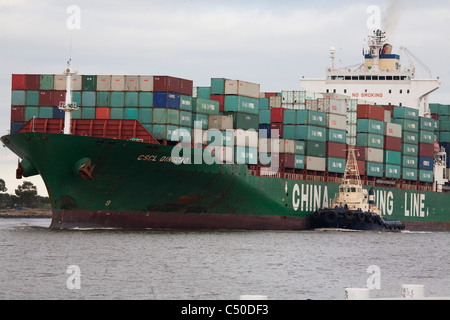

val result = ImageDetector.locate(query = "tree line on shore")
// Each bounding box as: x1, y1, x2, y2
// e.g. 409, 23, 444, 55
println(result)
0, 179, 50, 209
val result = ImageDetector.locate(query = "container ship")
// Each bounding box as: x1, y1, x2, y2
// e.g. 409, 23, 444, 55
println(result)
2, 29, 449, 231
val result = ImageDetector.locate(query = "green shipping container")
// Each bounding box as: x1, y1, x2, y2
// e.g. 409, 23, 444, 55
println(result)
139, 92, 153, 108
296, 125, 326, 142
82, 107, 96, 119
356, 133, 384, 148
419, 117, 435, 131
82, 91, 96, 107
385, 164, 401, 179
211, 78, 227, 95
72, 91, 82, 107
283, 125, 296, 140
96, 91, 110, 107
440, 120, 450, 132
327, 129, 346, 144
180, 95, 193, 111
356, 119, 384, 135
259, 110, 271, 124
402, 156, 417, 168
167, 109, 180, 125
125, 92, 139, 107
419, 170, 433, 182
179, 111, 192, 127
366, 162, 383, 177
111, 92, 125, 108
392, 118, 419, 133
82, 75, 97, 91
26, 90, 39, 106
235, 146, 258, 165
152, 125, 180, 141
402, 143, 418, 156
11, 90, 25, 106
25, 106, 39, 121
327, 157, 346, 173
296, 110, 326, 126
439, 132, 450, 143
384, 150, 401, 165
403, 168, 417, 181
233, 112, 259, 130
110, 108, 123, 119
306, 141, 326, 157
72, 107, 82, 119
438, 104, 450, 116
192, 113, 208, 129
124, 108, 138, 120
196, 87, 211, 99
224, 96, 259, 115
39, 106, 53, 118
402, 132, 418, 144
259, 98, 269, 110
138, 108, 152, 124
194, 98, 220, 115
39, 75, 54, 90
294, 141, 305, 155
420, 131, 434, 144
294, 155, 305, 169
393, 106, 419, 120
283, 110, 296, 124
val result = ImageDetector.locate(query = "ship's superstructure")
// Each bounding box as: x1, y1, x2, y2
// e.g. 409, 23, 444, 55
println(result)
300, 30, 441, 116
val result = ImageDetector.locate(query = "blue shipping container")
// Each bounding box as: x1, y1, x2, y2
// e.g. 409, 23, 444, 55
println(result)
154, 92, 180, 109
259, 124, 271, 138
418, 156, 433, 170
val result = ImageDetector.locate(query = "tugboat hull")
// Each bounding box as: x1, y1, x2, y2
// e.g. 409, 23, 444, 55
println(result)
311, 208, 405, 231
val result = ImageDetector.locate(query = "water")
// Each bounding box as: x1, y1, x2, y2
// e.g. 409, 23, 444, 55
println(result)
0, 218, 449, 300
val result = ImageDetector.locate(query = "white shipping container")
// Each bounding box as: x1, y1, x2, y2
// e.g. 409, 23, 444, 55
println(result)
54, 74, 82, 91
271, 138, 284, 153
234, 129, 258, 148
365, 147, 384, 163
269, 96, 282, 108
306, 156, 326, 171
384, 122, 402, 138
384, 110, 391, 123
208, 115, 233, 130
111, 75, 125, 91
327, 114, 347, 131
225, 80, 260, 99
97, 75, 111, 91
125, 75, 140, 91
139, 76, 154, 92
259, 138, 271, 153
326, 99, 347, 115
284, 139, 295, 154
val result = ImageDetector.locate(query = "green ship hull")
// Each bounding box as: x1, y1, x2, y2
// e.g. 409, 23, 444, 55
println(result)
1, 132, 449, 231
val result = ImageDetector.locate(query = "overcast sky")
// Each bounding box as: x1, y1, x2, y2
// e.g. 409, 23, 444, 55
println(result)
1, 0, 450, 195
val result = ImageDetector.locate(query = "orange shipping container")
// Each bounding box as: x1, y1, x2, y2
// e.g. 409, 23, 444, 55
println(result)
96, 107, 111, 119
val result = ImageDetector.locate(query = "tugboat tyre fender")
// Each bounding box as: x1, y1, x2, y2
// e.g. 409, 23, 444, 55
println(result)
324, 210, 339, 224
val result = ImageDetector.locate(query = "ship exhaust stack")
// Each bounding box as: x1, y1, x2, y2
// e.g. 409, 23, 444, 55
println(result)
58, 60, 79, 135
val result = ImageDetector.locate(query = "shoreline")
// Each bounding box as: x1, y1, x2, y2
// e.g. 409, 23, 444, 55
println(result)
0, 209, 51, 219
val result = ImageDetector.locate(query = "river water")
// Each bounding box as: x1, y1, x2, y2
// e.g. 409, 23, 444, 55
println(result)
0, 218, 448, 300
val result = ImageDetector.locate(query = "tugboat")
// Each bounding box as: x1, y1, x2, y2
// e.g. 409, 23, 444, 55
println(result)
311, 149, 405, 231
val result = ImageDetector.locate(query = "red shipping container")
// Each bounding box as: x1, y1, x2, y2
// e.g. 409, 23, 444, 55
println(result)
354, 146, 366, 161
283, 153, 295, 168
210, 95, 225, 112
271, 108, 284, 123
265, 92, 278, 98
96, 107, 111, 120
357, 160, 366, 176
39, 90, 53, 106
179, 78, 193, 96
11, 106, 25, 122
153, 76, 180, 93
430, 114, 439, 121
384, 136, 401, 151
52, 91, 66, 106
419, 143, 434, 157
357, 104, 384, 121
26, 75, 40, 90
383, 105, 395, 114
327, 142, 347, 158
270, 123, 283, 138
12, 74, 26, 90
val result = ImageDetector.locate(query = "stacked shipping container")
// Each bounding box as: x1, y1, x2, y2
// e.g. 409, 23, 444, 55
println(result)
10, 74, 445, 186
